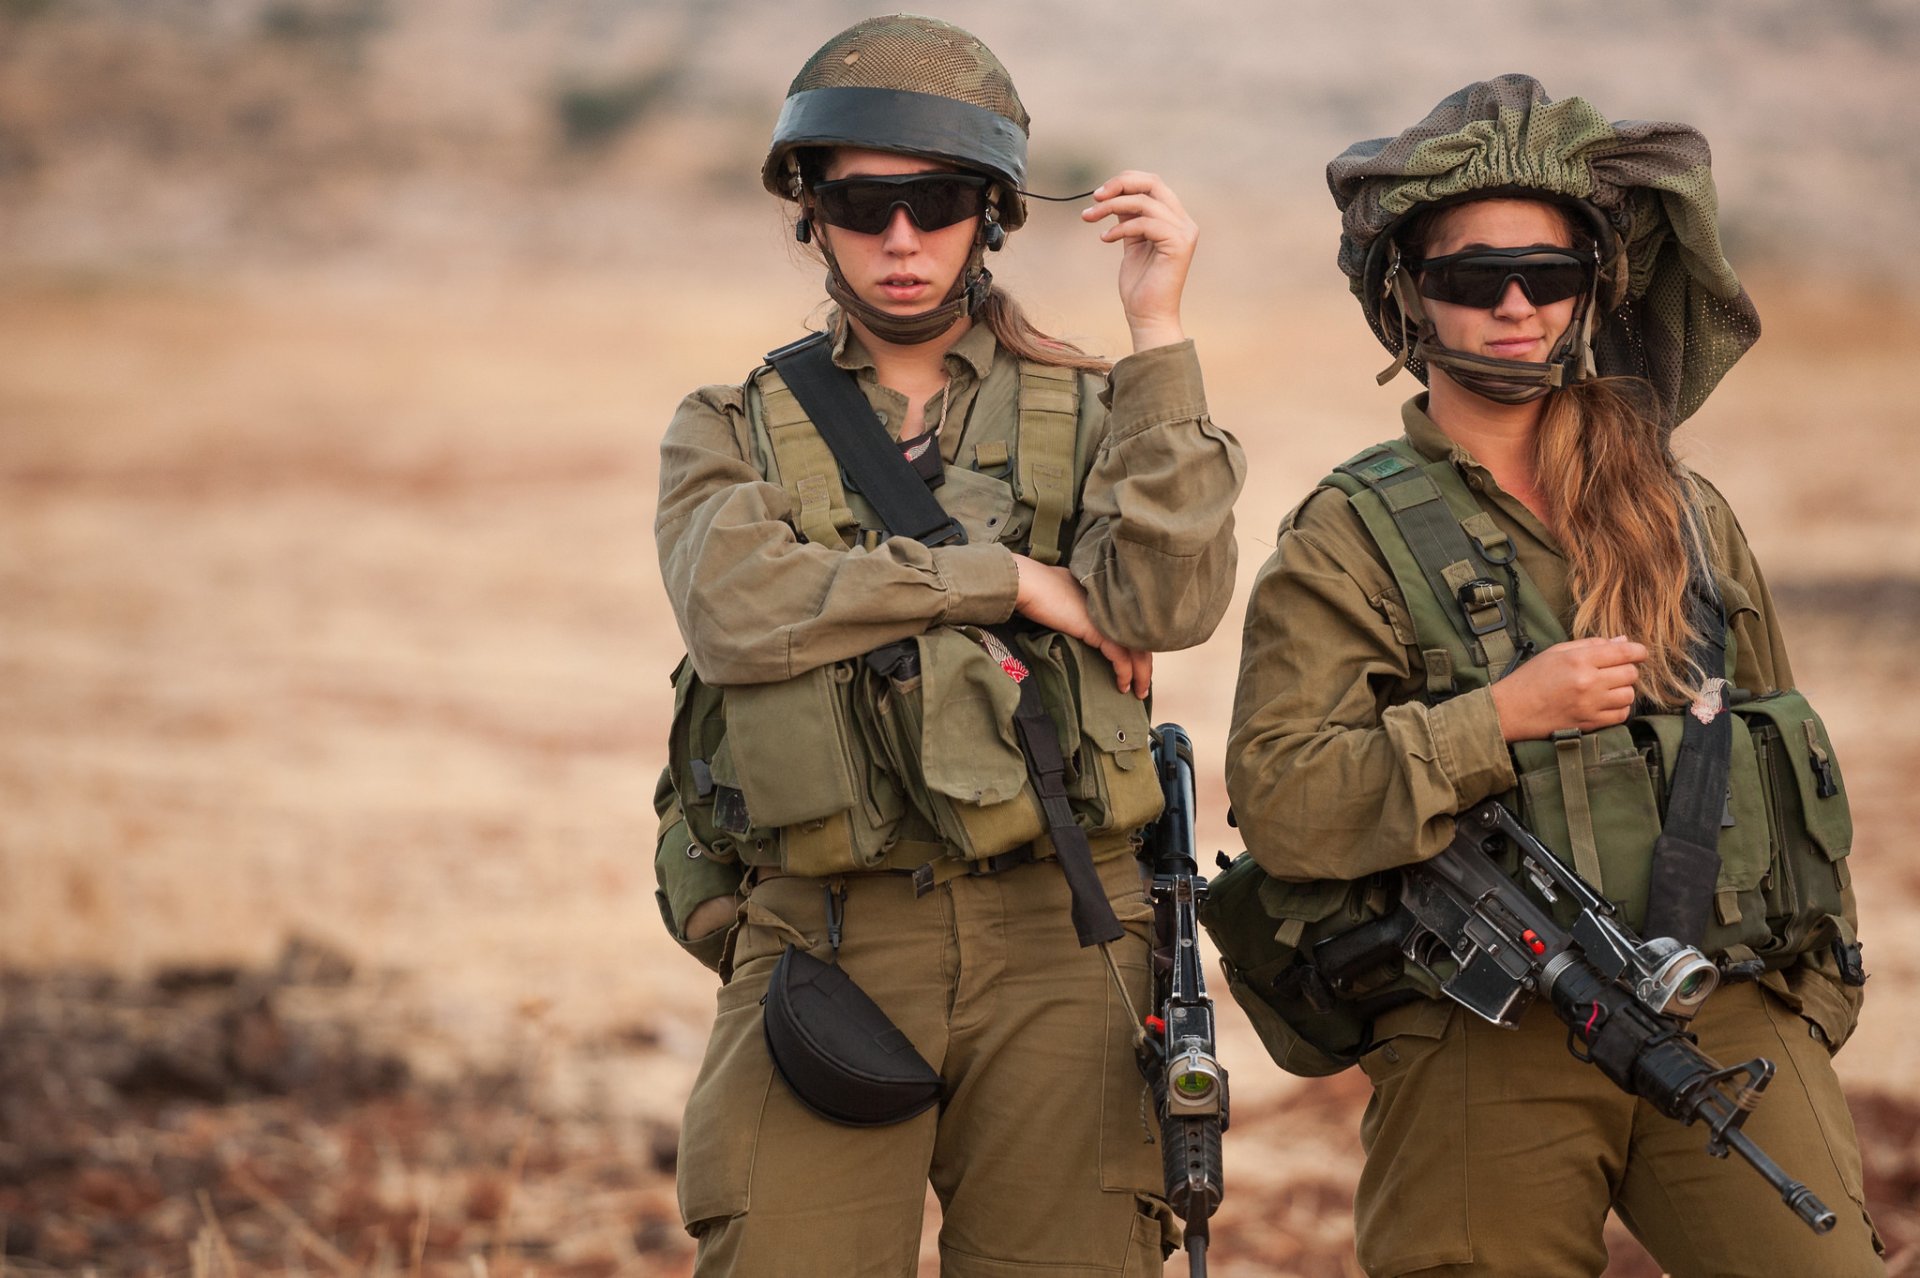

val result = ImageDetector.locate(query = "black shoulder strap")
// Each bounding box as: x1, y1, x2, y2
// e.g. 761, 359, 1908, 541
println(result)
766, 331, 1120, 949
765, 332, 965, 548
1642, 584, 1733, 949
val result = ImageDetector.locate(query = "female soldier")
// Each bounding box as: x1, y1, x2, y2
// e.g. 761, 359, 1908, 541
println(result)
1226, 77, 1881, 1275
654, 16, 1243, 1276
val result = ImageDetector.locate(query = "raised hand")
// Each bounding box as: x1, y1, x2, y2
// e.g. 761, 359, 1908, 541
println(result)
1082, 171, 1198, 353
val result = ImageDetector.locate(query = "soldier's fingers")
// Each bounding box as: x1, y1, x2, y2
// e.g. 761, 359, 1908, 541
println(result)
1100, 217, 1188, 246
1595, 661, 1644, 688
1081, 193, 1167, 223
1601, 685, 1637, 710
1092, 170, 1166, 200
1132, 649, 1154, 699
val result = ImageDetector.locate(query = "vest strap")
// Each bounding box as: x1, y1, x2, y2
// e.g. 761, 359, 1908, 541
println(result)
1016, 363, 1080, 566
1336, 445, 1523, 675
1552, 729, 1607, 890
759, 369, 854, 548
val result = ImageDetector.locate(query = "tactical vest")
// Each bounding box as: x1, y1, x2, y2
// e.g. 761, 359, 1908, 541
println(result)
1202, 436, 1855, 1074
657, 345, 1162, 960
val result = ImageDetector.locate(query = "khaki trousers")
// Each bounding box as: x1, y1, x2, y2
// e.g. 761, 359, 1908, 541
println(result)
1353, 979, 1883, 1277
676, 853, 1175, 1277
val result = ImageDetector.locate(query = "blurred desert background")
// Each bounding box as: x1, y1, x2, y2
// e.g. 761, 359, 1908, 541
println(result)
3, 1, 1918, 1274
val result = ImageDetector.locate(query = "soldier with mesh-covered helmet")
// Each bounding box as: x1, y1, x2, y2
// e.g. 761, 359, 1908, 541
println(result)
1224, 76, 1882, 1274
652, 14, 1244, 1274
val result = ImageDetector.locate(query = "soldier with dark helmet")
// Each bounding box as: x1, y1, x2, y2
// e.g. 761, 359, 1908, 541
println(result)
653, 14, 1244, 1275
1225, 77, 1883, 1274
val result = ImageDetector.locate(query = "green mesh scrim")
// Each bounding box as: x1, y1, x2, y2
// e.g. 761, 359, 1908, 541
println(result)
1328, 74, 1760, 427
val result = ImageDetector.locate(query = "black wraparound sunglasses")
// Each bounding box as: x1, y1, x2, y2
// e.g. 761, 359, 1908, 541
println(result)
809, 173, 991, 235
1415, 244, 1596, 309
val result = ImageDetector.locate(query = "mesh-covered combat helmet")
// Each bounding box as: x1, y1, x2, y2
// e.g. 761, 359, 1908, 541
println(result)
1328, 74, 1761, 427
762, 14, 1031, 229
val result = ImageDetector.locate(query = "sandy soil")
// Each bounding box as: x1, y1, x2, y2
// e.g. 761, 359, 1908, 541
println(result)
1, 259, 1917, 1274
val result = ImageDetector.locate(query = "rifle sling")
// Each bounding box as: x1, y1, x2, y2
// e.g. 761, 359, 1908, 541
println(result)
767, 332, 965, 548
1641, 589, 1732, 948
766, 332, 1122, 948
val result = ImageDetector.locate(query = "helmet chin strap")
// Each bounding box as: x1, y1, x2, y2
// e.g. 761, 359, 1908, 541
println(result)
811, 201, 996, 347
1382, 268, 1599, 406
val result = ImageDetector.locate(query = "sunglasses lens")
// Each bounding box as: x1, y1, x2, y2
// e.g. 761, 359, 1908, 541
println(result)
1417, 249, 1592, 308
812, 176, 986, 234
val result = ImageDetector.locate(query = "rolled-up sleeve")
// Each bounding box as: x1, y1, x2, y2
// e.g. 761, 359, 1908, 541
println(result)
656, 385, 1018, 685
1225, 490, 1515, 881
1071, 340, 1246, 652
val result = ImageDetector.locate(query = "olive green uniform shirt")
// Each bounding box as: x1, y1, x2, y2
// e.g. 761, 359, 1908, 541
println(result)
1227, 397, 1795, 883
658, 318, 1246, 686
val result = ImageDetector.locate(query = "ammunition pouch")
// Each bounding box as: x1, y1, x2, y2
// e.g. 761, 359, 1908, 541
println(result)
863, 626, 1160, 861
657, 627, 1159, 906
1200, 856, 1436, 1077
1508, 690, 1852, 965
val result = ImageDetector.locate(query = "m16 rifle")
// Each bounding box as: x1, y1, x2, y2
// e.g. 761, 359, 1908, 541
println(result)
1139, 723, 1228, 1275
1314, 799, 1836, 1234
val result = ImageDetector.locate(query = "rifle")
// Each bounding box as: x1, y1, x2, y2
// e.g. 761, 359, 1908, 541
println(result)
1315, 799, 1836, 1234
1139, 723, 1228, 1274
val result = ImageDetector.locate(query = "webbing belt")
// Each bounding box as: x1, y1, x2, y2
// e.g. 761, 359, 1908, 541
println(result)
764, 335, 1122, 948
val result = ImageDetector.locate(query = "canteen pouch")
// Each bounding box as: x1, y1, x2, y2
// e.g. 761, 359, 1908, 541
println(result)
762, 944, 943, 1126
653, 765, 743, 973
1199, 852, 1432, 1077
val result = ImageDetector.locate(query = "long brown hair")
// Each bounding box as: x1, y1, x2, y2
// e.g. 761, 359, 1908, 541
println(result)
1533, 378, 1709, 707
974, 285, 1110, 373
1405, 198, 1711, 707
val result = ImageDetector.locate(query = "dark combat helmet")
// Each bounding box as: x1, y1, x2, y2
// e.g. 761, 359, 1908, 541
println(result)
762, 14, 1031, 229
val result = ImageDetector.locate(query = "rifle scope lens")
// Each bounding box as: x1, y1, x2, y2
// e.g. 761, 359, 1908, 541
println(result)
1175, 1071, 1214, 1099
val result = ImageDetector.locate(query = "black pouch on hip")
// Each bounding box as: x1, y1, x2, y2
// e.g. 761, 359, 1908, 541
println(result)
762, 944, 942, 1126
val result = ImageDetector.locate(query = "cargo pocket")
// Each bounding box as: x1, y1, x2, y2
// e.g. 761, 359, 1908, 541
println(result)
721, 660, 904, 875
1353, 1004, 1472, 1274
866, 625, 1044, 860
1739, 692, 1853, 964
676, 968, 780, 1232
1757, 981, 1881, 1252
1022, 632, 1162, 837
1098, 891, 1160, 1194
1633, 712, 1774, 956
1513, 724, 1663, 930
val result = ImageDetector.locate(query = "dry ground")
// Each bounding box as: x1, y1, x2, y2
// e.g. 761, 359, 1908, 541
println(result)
2, 259, 1917, 1275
